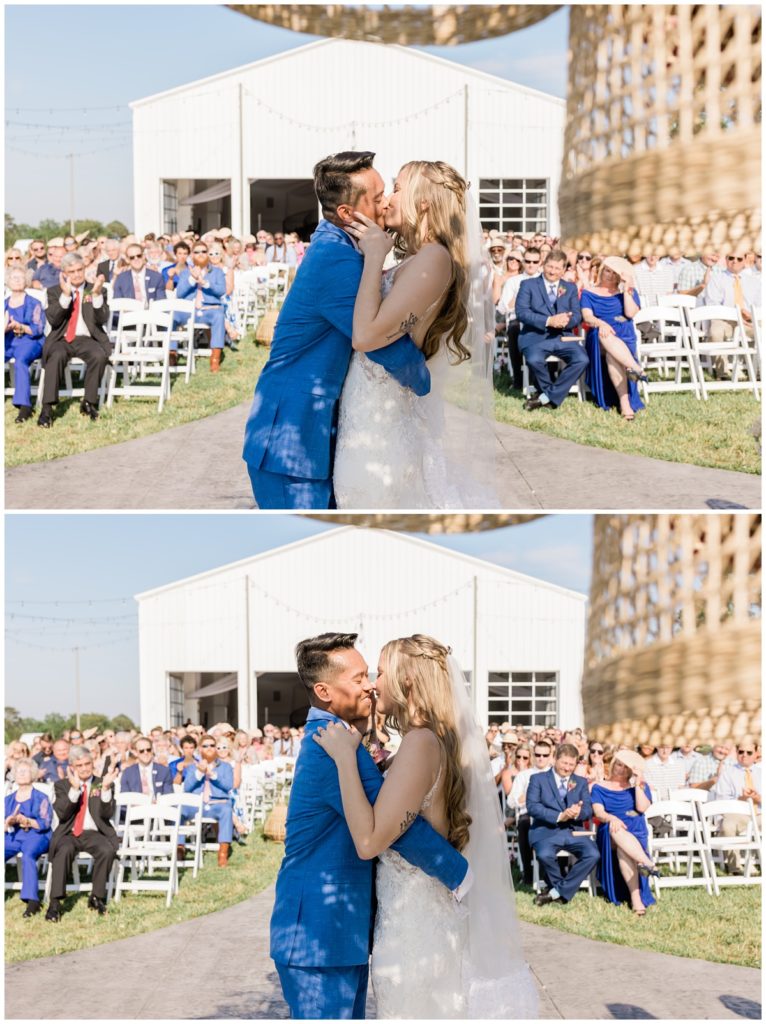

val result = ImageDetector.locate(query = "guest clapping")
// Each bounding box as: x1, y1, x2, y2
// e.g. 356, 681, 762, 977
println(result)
183, 734, 234, 866
4, 758, 53, 917
5, 268, 46, 423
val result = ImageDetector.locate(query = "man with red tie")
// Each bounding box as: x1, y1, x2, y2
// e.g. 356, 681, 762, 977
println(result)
45, 746, 119, 922
38, 252, 112, 427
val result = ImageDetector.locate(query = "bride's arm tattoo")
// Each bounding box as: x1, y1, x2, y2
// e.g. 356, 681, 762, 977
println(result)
386, 312, 418, 341
398, 809, 417, 836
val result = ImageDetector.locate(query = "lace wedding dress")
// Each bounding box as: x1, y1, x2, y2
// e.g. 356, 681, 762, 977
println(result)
372, 767, 469, 1019
333, 262, 458, 509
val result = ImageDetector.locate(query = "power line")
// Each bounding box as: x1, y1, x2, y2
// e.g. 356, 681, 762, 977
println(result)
6, 632, 136, 652
7, 104, 128, 113
7, 597, 133, 606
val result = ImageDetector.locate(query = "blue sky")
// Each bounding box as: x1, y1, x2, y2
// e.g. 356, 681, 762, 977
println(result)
5, 514, 592, 720
4, 4, 568, 226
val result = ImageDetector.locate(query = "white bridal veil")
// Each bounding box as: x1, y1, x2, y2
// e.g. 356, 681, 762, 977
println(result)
420, 191, 501, 509
447, 654, 539, 1018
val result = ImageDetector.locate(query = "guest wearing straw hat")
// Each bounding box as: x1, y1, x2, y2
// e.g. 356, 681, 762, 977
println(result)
580, 256, 648, 421
590, 749, 659, 915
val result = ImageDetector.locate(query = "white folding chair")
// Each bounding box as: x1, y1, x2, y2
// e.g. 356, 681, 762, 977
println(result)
113, 791, 152, 835
751, 306, 762, 376
668, 788, 710, 804
532, 830, 598, 897
106, 309, 173, 412
685, 305, 760, 399
645, 799, 713, 897
633, 306, 704, 399
697, 798, 762, 894
265, 262, 290, 308
156, 791, 203, 877
657, 293, 698, 310
150, 298, 197, 380
113, 803, 181, 907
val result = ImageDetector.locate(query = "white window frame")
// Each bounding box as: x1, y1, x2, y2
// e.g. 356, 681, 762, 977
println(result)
487, 670, 558, 728
478, 178, 550, 234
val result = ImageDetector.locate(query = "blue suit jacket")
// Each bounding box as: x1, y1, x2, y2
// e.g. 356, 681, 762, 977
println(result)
176, 266, 227, 307
242, 219, 430, 481
270, 707, 469, 968
119, 761, 174, 797
183, 759, 234, 799
526, 768, 593, 847
516, 276, 582, 352
112, 268, 166, 303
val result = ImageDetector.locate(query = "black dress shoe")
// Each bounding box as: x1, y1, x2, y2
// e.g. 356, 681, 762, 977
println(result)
45, 900, 62, 922
80, 399, 99, 421
524, 397, 551, 411
534, 892, 563, 906
87, 894, 107, 915
23, 900, 41, 917
14, 405, 33, 423
37, 406, 54, 428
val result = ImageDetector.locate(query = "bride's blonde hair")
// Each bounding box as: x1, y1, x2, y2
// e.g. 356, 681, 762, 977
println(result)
380, 634, 471, 851
392, 161, 471, 364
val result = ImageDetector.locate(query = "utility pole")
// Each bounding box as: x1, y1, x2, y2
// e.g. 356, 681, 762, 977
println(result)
74, 646, 81, 729
68, 154, 75, 234
463, 84, 469, 179
472, 575, 478, 714
238, 83, 246, 237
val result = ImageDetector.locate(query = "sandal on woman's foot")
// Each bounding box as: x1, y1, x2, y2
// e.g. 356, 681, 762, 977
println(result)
626, 366, 649, 383
638, 862, 661, 878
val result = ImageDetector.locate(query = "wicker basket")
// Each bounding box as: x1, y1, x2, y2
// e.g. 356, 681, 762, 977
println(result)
263, 803, 288, 842
255, 310, 280, 346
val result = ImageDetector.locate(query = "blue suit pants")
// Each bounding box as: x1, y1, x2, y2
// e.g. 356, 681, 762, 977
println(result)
171, 308, 225, 350
522, 337, 589, 407
5, 831, 50, 901
533, 831, 600, 902
276, 962, 369, 1019
248, 464, 334, 510
5, 336, 43, 408
202, 800, 233, 843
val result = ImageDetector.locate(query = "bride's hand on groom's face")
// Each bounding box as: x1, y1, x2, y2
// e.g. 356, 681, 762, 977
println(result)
346, 213, 394, 262
313, 722, 361, 761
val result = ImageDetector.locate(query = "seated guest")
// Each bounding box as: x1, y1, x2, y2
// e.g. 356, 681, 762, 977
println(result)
4, 758, 53, 917
643, 737, 689, 799
5, 741, 30, 782
713, 736, 761, 874
501, 742, 529, 812
5, 248, 31, 285
591, 751, 659, 915
26, 239, 48, 274
273, 726, 301, 758
581, 257, 648, 420
527, 742, 600, 905
508, 738, 555, 886
516, 250, 588, 412
45, 746, 119, 921
163, 240, 190, 289
207, 242, 239, 348
661, 246, 691, 288
265, 231, 297, 267
38, 254, 111, 428
175, 242, 227, 372
5, 268, 46, 423
119, 736, 174, 800
32, 733, 57, 781
183, 733, 234, 866
677, 245, 723, 303
169, 734, 198, 784
96, 239, 122, 283
112, 244, 166, 305
688, 740, 734, 791
101, 731, 134, 777
705, 249, 761, 342
31, 237, 65, 290
633, 248, 675, 306
584, 740, 608, 785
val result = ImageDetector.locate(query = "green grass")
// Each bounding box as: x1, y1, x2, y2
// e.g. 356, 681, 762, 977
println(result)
4, 334, 269, 469
493, 373, 761, 476
512, 870, 761, 969
4, 829, 284, 963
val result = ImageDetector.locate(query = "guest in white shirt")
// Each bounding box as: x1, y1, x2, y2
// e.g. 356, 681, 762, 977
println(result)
273, 727, 301, 758
644, 739, 688, 799
509, 739, 553, 886
713, 736, 761, 873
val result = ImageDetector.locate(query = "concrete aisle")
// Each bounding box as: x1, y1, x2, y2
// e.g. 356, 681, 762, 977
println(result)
5, 883, 761, 1020
5, 400, 761, 510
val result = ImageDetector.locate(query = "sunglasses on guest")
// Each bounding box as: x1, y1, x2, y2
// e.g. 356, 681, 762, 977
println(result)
738, 748, 755, 755
524, 258, 540, 265
516, 753, 531, 760
590, 747, 604, 755
200, 742, 216, 749
135, 746, 152, 753
726, 256, 745, 262
577, 254, 592, 262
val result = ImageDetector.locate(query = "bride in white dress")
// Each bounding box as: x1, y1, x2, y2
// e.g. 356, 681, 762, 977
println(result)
333, 161, 498, 509
314, 635, 538, 1020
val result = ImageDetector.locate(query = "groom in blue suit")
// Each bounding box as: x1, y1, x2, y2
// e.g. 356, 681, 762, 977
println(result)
516, 249, 587, 410
242, 152, 430, 510
270, 633, 470, 1019
526, 742, 600, 905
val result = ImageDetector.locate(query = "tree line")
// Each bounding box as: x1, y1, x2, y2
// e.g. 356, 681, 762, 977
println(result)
5, 213, 130, 251
5, 706, 138, 743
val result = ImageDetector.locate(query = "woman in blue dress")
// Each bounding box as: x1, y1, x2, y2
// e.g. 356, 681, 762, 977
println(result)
581, 259, 646, 420
4, 757, 53, 916
591, 752, 659, 915
5, 267, 46, 422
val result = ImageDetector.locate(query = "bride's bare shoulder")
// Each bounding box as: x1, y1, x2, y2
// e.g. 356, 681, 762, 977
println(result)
399, 727, 441, 759
411, 242, 452, 271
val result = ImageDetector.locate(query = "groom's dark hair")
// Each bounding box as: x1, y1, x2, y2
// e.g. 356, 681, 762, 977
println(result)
296, 632, 359, 698
313, 152, 376, 224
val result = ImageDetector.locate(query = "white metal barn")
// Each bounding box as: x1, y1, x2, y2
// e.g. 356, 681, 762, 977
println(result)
135, 528, 586, 734
130, 38, 565, 239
